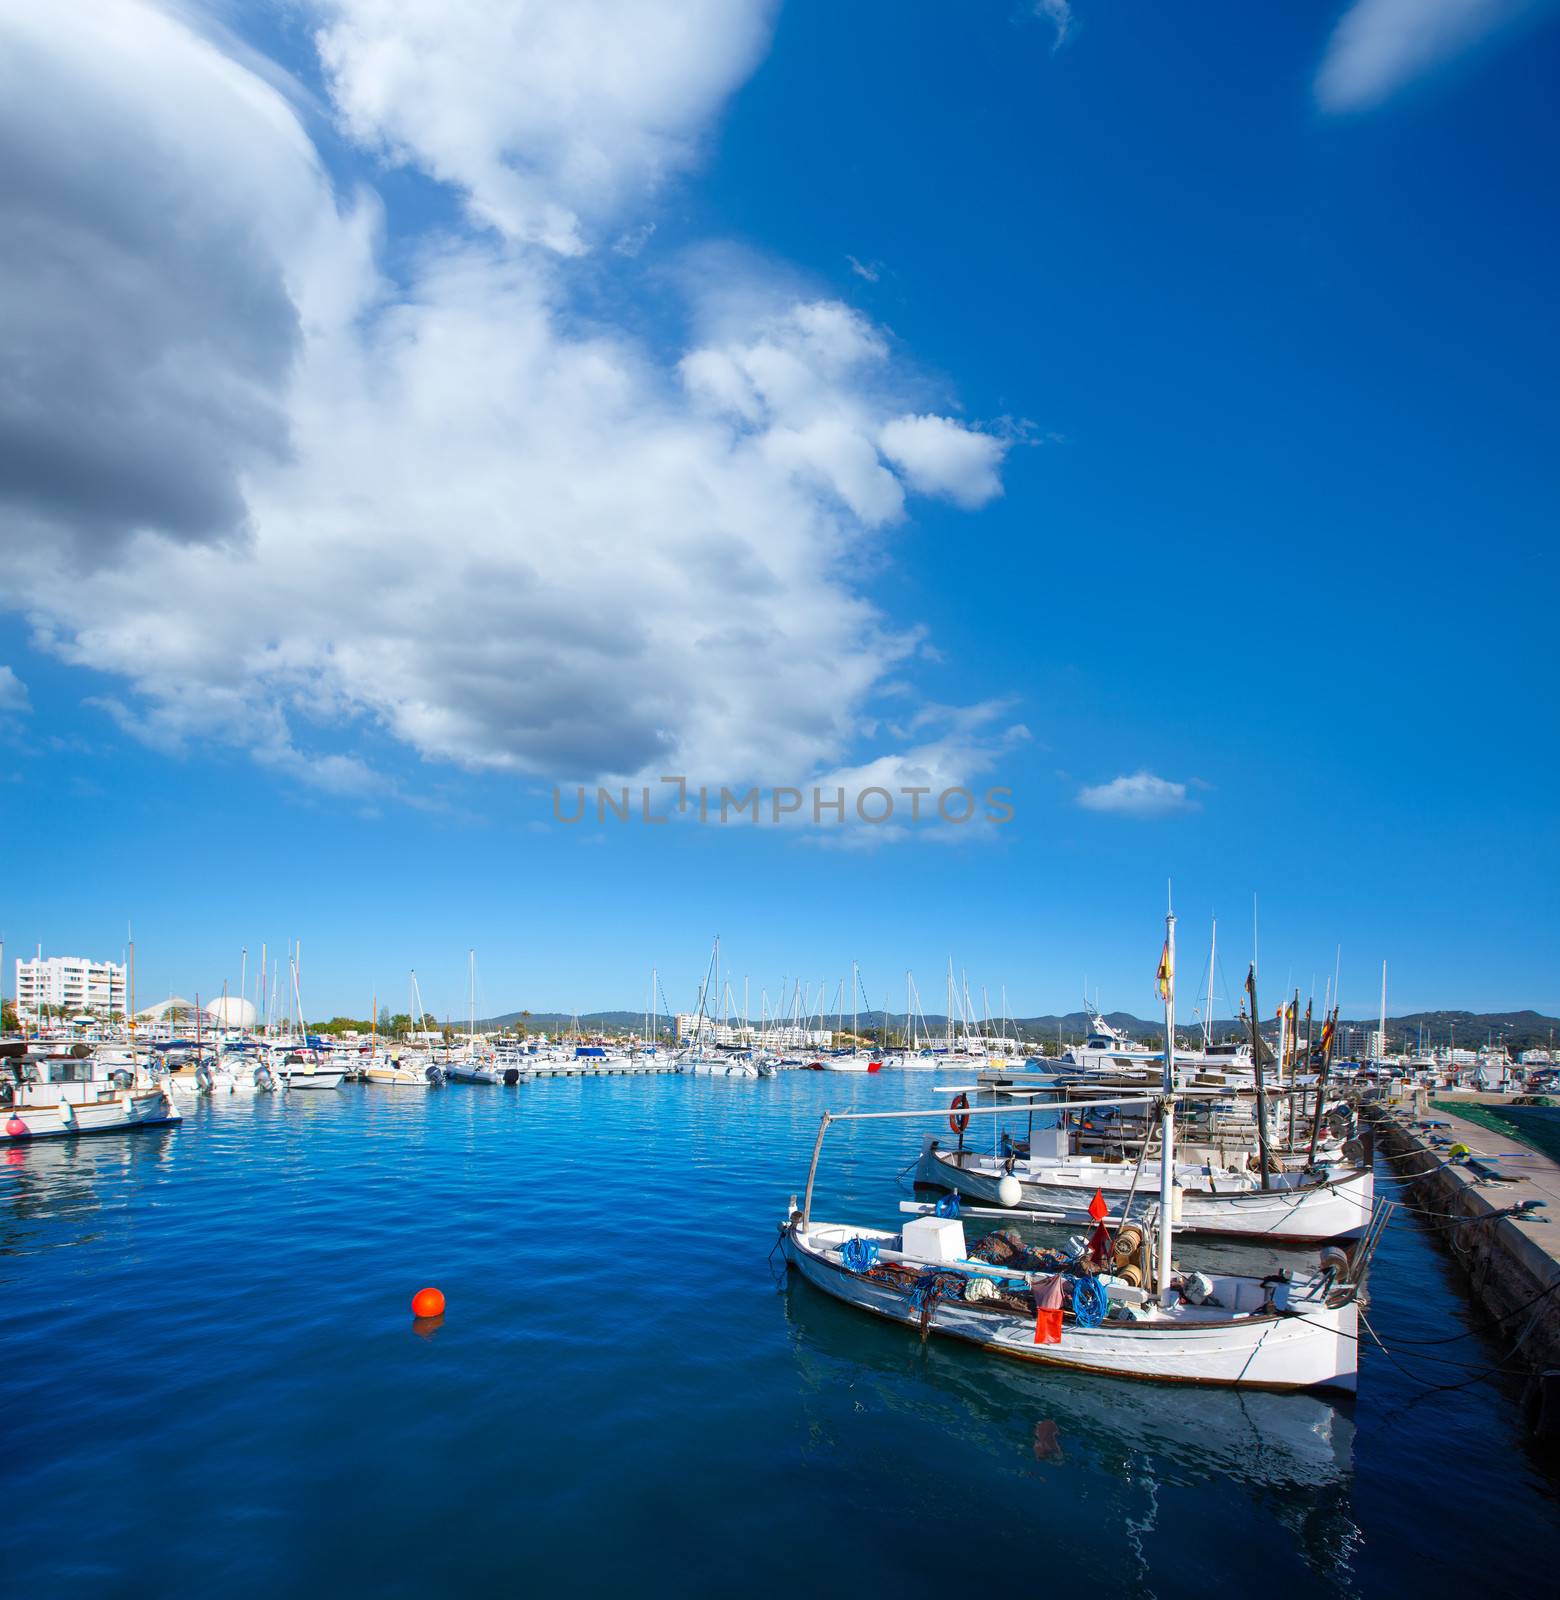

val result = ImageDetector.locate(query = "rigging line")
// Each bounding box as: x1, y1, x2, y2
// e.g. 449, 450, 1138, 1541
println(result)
1356, 1305, 1548, 1391
1359, 1275, 1560, 1347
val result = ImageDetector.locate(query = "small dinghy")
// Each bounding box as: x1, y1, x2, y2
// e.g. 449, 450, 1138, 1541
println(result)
442, 1058, 498, 1085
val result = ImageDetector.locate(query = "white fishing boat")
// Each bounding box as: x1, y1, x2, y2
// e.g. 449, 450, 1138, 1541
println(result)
1, 1042, 182, 1141
917, 1137, 1373, 1242
779, 907, 1368, 1391
782, 1211, 1358, 1390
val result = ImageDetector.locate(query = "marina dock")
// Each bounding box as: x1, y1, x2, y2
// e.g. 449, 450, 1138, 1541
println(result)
1368, 1096, 1560, 1416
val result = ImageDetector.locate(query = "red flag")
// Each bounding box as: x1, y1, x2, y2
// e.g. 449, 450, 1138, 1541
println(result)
1033, 1273, 1064, 1345
1088, 1188, 1108, 1223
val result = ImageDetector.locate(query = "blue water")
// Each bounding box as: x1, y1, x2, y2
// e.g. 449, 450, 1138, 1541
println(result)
4, 1072, 1557, 1597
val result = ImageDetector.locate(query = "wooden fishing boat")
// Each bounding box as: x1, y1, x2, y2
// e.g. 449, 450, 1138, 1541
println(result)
782, 1213, 1359, 1391
779, 908, 1370, 1392
917, 1140, 1374, 1242
1, 1043, 181, 1141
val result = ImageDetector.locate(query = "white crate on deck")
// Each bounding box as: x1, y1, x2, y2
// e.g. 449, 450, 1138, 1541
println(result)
900, 1215, 967, 1264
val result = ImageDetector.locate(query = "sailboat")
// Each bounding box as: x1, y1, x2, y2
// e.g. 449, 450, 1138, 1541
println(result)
677, 938, 762, 1076
779, 904, 1366, 1390
444, 950, 498, 1084
361, 971, 445, 1086
273, 948, 344, 1091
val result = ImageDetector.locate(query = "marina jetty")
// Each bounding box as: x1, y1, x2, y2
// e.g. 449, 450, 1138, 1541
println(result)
1366, 1093, 1560, 1431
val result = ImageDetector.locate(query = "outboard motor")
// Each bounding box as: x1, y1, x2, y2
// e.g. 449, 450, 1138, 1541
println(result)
425, 1064, 447, 1086
195, 1062, 215, 1094
253, 1064, 276, 1092
503, 1067, 520, 1086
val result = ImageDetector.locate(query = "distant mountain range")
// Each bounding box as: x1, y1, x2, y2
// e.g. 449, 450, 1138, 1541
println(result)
480, 1006, 1560, 1052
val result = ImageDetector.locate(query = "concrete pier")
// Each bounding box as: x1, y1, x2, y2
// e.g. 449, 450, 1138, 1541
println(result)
1367, 1098, 1560, 1400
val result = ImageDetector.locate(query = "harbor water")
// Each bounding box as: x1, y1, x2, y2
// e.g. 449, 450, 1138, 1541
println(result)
4, 1071, 1557, 1597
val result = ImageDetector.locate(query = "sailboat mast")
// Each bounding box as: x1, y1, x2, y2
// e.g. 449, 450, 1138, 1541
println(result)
1378, 959, 1387, 1061
1205, 917, 1216, 1050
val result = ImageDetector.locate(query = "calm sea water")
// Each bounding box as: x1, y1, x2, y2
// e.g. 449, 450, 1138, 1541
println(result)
4, 1071, 1557, 1598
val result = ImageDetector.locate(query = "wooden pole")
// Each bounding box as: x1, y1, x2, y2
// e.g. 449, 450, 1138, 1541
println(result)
1246, 965, 1272, 1190
1308, 1005, 1339, 1164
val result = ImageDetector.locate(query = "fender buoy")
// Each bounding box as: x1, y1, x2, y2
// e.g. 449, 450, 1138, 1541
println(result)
6, 1115, 28, 1138
949, 1092, 970, 1135
411, 1286, 445, 1319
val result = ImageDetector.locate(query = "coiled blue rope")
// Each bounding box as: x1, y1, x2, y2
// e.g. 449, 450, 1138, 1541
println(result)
840, 1236, 880, 1274
934, 1191, 961, 1218
1071, 1274, 1109, 1329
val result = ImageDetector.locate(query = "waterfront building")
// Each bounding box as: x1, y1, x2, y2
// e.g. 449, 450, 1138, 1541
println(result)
16, 952, 127, 1020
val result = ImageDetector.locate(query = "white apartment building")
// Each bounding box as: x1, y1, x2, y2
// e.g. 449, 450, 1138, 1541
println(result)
16, 954, 127, 1019
674, 1013, 833, 1048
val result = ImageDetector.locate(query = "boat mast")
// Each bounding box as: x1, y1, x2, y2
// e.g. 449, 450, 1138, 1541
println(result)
1157, 896, 1177, 1299
1245, 963, 1273, 1190
1204, 917, 1216, 1051
1378, 959, 1387, 1061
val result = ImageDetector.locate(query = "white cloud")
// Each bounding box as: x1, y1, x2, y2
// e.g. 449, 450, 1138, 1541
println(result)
1315, 0, 1547, 112
0, 666, 29, 714
0, 0, 377, 563
0, 1, 1012, 807
800, 702, 1029, 845
1077, 772, 1196, 817
312, 0, 776, 251
1035, 1, 1073, 52
879, 414, 1005, 509
845, 254, 880, 283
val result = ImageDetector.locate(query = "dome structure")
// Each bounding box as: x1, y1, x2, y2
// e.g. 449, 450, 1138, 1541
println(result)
135, 998, 196, 1020
205, 996, 258, 1029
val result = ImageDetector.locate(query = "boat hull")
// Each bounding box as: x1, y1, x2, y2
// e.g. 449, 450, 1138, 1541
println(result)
279, 1069, 345, 1090
920, 1146, 1373, 1242
2, 1089, 181, 1141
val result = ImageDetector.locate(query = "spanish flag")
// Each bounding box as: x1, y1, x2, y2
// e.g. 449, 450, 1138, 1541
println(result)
1314, 1016, 1336, 1063
1155, 938, 1173, 1002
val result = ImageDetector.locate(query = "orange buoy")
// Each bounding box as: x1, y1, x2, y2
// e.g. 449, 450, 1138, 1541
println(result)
411, 1286, 445, 1319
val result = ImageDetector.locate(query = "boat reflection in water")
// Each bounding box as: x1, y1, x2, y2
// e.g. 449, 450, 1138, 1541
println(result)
0, 1122, 181, 1253
780, 1284, 1359, 1591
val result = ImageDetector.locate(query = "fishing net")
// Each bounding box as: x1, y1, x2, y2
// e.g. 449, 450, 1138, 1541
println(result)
1432, 1100, 1560, 1165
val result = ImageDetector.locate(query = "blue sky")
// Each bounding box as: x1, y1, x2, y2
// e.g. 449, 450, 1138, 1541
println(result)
1, 1, 1556, 1024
